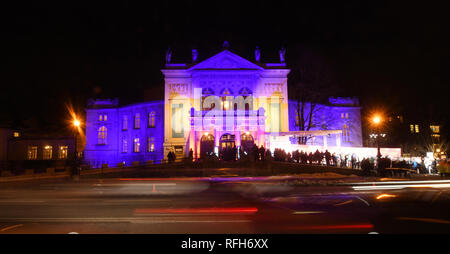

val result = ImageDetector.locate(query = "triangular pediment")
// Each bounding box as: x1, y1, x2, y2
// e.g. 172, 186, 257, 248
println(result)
188, 50, 264, 71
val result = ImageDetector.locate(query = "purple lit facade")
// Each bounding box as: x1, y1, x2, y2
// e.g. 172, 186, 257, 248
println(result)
84, 99, 164, 168
83, 47, 363, 167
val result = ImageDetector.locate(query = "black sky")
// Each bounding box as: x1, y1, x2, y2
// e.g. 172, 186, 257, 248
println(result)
1, 0, 449, 134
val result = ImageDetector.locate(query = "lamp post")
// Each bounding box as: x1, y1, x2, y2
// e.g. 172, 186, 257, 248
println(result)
72, 118, 81, 180
372, 116, 382, 159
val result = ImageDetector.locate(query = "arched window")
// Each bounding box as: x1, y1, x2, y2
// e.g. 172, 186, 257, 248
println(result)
148, 112, 155, 128
98, 126, 107, 144
201, 88, 215, 111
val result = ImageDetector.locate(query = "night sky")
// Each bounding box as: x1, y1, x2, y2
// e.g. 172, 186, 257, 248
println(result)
2, 1, 449, 136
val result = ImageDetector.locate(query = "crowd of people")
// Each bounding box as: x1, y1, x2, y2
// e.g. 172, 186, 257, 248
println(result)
273, 148, 361, 169
194, 144, 363, 169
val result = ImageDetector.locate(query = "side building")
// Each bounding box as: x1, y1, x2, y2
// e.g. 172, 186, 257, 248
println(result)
84, 99, 165, 168
287, 97, 363, 147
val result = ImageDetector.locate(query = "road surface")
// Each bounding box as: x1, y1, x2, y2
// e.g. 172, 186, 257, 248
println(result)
0, 176, 449, 234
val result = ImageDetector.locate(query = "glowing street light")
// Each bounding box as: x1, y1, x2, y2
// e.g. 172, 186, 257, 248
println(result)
73, 119, 81, 128
371, 115, 383, 160
372, 115, 381, 125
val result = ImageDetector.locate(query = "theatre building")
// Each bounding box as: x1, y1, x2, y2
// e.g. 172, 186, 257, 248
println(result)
84, 44, 366, 168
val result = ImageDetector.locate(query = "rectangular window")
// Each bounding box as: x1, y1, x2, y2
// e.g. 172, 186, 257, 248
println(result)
172, 104, 184, 138
122, 139, 127, 153
133, 138, 140, 153
415, 124, 420, 133
98, 126, 107, 144
345, 113, 349, 119
341, 113, 344, 119
99, 114, 107, 121
342, 124, 350, 142
410, 124, 414, 133
134, 113, 140, 129
123, 115, 128, 130
430, 125, 440, 133
43, 146, 53, 160
148, 137, 155, 152
27, 146, 38, 160
58, 146, 68, 159
148, 112, 155, 128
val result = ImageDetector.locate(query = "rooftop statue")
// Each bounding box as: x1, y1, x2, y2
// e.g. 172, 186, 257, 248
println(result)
222, 41, 230, 49
192, 49, 198, 63
255, 46, 261, 62
166, 47, 172, 63
279, 47, 286, 63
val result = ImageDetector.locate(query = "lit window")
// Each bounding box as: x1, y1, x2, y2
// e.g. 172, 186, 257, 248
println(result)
98, 126, 107, 144
341, 113, 344, 119
342, 124, 350, 142
122, 138, 127, 153
415, 124, 419, 133
148, 137, 155, 152
59, 146, 68, 159
99, 114, 107, 121
43, 146, 53, 160
148, 112, 155, 128
27, 146, 37, 160
223, 101, 230, 110
13, 132, 20, 137
134, 113, 140, 129
345, 113, 349, 119
123, 115, 128, 130
430, 125, 440, 133
133, 138, 140, 153
410, 124, 414, 133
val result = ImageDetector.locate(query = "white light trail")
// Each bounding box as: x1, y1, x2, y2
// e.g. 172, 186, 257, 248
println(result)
352, 183, 450, 191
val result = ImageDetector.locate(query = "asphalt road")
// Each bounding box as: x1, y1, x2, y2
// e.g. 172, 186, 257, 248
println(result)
0, 176, 449, 234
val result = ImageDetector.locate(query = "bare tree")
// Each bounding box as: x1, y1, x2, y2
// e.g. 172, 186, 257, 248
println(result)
289, 46, 338, 144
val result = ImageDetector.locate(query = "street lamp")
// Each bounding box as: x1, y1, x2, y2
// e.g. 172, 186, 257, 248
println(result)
73, 119, 80, 128
372, 116, 381, 125
371, 115, 383, 159
72, 117, 81, 180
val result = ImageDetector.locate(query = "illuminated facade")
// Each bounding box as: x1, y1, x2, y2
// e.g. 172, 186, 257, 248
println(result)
84, 46, 367, 167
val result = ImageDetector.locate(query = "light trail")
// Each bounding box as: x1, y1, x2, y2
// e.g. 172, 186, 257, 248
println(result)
348, 180, 450, 185
376, 194, 397, 199
134, 207, 258, 215
352, 183, 450, 190
291, 223, 374, 230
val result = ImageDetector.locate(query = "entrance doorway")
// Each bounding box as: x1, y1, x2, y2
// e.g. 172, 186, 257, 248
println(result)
220, 134, 235, 150
200, 134, 215, 157
219, 134, 236, 161
240, 133, 255, 153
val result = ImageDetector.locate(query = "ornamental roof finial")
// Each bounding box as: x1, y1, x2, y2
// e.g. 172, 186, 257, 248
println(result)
222, 41, 230, 49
